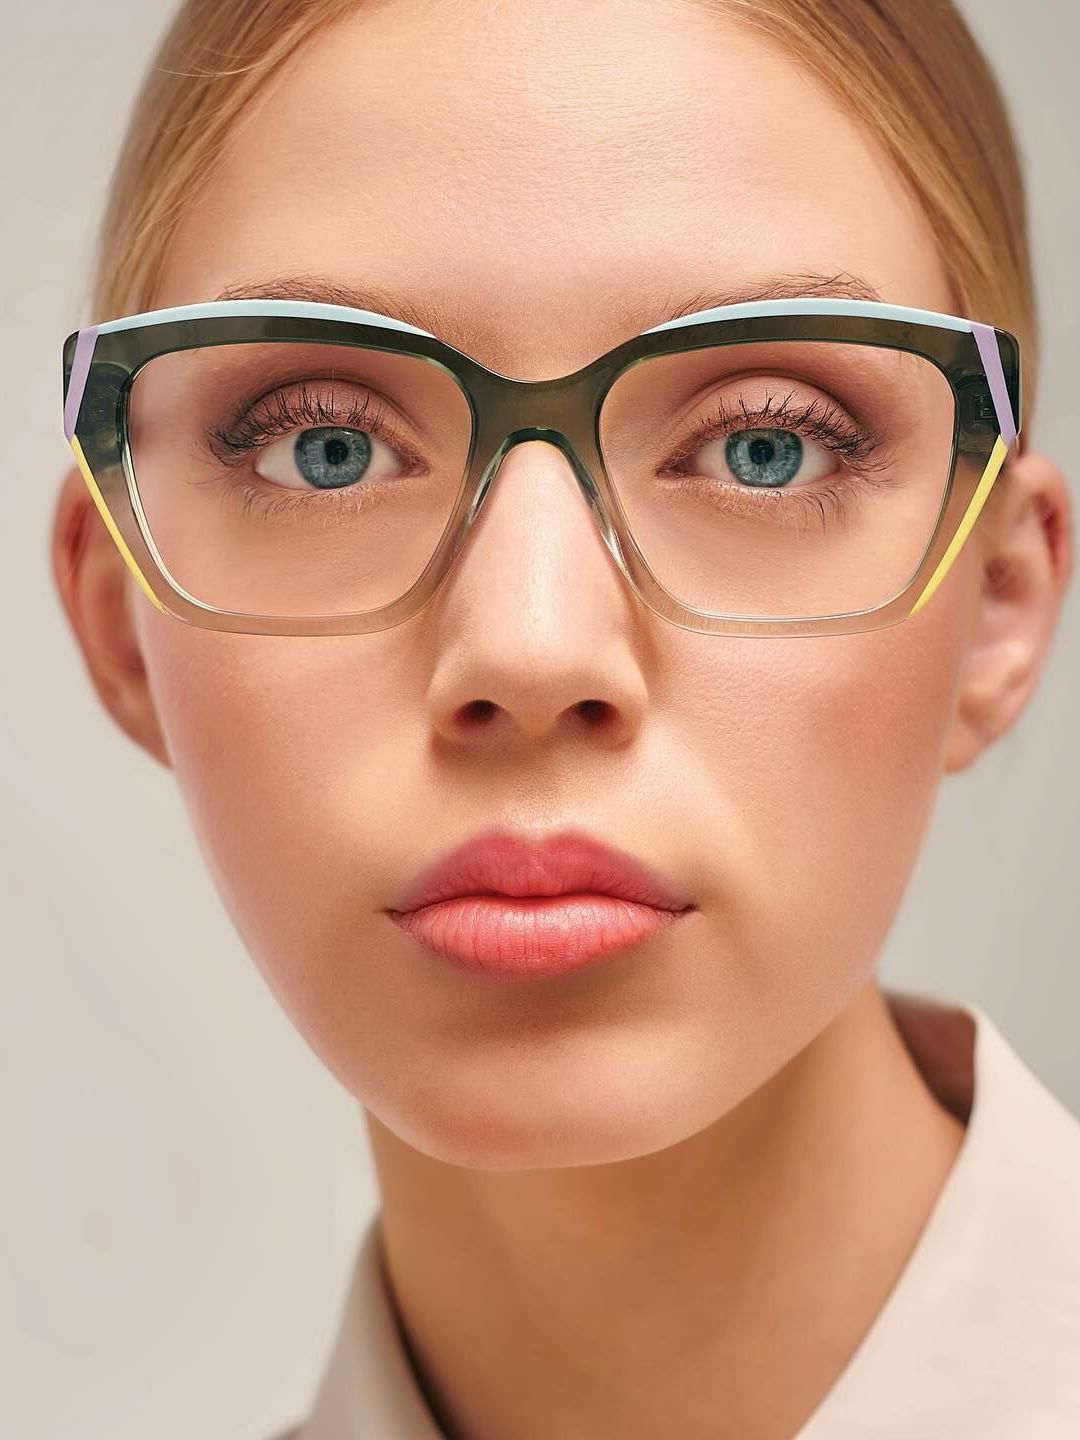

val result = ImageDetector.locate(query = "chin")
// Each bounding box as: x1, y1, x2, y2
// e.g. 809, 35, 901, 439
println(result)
367, 1051, 721, 1170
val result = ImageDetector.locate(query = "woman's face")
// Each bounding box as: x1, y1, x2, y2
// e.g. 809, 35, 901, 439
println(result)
95, 0, 999, 1165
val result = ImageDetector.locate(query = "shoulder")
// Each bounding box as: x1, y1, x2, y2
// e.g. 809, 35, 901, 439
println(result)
963, 1002, 1080, 1307
891, 998, 1080, 1423
967, 999, 1080, 1214
801, 991, 1080, 1436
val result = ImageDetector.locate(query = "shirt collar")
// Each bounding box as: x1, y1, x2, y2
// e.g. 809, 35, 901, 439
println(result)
297, 987, 1080, 1438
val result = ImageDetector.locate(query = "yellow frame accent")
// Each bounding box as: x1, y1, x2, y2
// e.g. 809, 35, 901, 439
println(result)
70, 434, 169, 615
908, 434, 1009, 617
71, 429, 1012, 631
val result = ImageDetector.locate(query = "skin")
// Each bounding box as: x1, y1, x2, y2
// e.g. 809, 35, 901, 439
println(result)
52, 2, 1073, 1437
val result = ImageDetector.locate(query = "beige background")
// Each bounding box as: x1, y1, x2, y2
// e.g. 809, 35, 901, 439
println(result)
2, 3, 1077, 1437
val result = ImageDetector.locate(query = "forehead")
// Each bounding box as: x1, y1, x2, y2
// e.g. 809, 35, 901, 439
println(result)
159, 0, 953, 379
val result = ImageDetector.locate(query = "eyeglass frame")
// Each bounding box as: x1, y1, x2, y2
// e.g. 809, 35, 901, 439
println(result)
61, 295, 1021, 639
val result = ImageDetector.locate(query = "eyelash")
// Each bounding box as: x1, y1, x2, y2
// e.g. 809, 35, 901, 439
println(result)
204, 380, 424, 521
201, 379, 892, 527
658, 389, 894, 524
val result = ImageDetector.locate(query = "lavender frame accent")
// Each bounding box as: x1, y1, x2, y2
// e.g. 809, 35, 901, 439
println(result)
60, 295, 1023, 638
972, 321, 1018, 446
63, 325, 99, 441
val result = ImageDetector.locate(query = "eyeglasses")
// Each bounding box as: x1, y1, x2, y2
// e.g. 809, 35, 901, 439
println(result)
61, 295, 1020, 638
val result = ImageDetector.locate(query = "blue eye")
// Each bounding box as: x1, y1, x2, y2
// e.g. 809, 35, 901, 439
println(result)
293, 426, 373, 489
725, 429, 804, 489
254, 419, 407, 493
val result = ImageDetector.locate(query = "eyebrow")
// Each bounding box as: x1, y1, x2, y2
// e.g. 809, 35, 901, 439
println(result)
211, 268, 884, 352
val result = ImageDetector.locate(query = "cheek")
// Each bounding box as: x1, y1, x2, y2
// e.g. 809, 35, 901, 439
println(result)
681, 584, 969, 1040
131, 567, 973, 1153
139, 617, 409, 1036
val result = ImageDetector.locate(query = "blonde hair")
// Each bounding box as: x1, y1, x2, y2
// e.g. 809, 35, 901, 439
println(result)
88, 0, 1038, 448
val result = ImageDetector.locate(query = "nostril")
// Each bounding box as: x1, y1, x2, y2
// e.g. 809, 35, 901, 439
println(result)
455, 697, 612, 731
461, 699, 497, 726
577, 698, 611, 726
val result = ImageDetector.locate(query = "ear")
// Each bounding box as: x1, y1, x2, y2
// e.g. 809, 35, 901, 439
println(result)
51, 464, 173, 769
944, 445, 1074, 773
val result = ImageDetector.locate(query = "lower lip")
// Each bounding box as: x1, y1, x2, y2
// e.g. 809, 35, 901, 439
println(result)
388, 893, 689, 979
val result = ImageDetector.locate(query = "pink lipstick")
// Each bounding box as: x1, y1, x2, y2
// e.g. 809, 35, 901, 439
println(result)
386, 828, 695, 980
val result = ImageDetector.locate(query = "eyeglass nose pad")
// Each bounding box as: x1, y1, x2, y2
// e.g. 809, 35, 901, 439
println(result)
464, 425, 628, 572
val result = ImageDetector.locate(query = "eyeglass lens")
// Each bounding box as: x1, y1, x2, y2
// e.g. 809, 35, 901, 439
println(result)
123, 337, 959, 620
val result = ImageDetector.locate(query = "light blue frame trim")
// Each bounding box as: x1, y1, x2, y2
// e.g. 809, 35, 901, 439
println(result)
95, 298, 438, 339
62, 291, 1020, 638
87, 293, 1011, 438
644, 296, 973, 336
94, 294, 975, 344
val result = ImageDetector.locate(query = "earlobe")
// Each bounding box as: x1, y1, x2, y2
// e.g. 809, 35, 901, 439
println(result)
51, 464, 173, 770
943, 447, 1074, 774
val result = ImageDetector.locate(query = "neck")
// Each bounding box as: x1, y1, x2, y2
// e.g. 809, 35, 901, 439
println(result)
365, 979, 967, 1440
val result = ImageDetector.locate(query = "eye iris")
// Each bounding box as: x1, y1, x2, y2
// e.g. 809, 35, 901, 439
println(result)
294, 426, 372, 489
726, 429, 803, 488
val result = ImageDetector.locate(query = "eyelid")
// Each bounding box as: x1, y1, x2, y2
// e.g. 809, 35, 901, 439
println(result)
660, 389, 887, 474
205, 377, 427, 470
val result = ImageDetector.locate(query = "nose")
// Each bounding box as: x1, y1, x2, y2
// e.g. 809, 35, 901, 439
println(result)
422, 437, 649, 750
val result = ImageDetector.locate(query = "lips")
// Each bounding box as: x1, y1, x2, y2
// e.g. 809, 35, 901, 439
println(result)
386, 827, 694, 916
385, 827, 696, 980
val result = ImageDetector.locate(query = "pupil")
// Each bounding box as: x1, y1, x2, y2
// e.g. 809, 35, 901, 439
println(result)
725, 428, 803, 489
293, 426, 372, 488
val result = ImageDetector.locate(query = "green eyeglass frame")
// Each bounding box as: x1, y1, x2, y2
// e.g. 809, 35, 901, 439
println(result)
62, 294, 1020, 638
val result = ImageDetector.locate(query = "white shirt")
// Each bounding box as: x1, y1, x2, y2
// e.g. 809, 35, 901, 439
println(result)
277, 987, 1080, 1438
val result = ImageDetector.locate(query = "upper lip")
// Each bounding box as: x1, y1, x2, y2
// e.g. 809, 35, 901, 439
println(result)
387, 827, 695, 914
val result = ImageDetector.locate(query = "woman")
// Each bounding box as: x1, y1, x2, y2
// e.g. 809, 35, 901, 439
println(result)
52, 0, 1077, 1436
